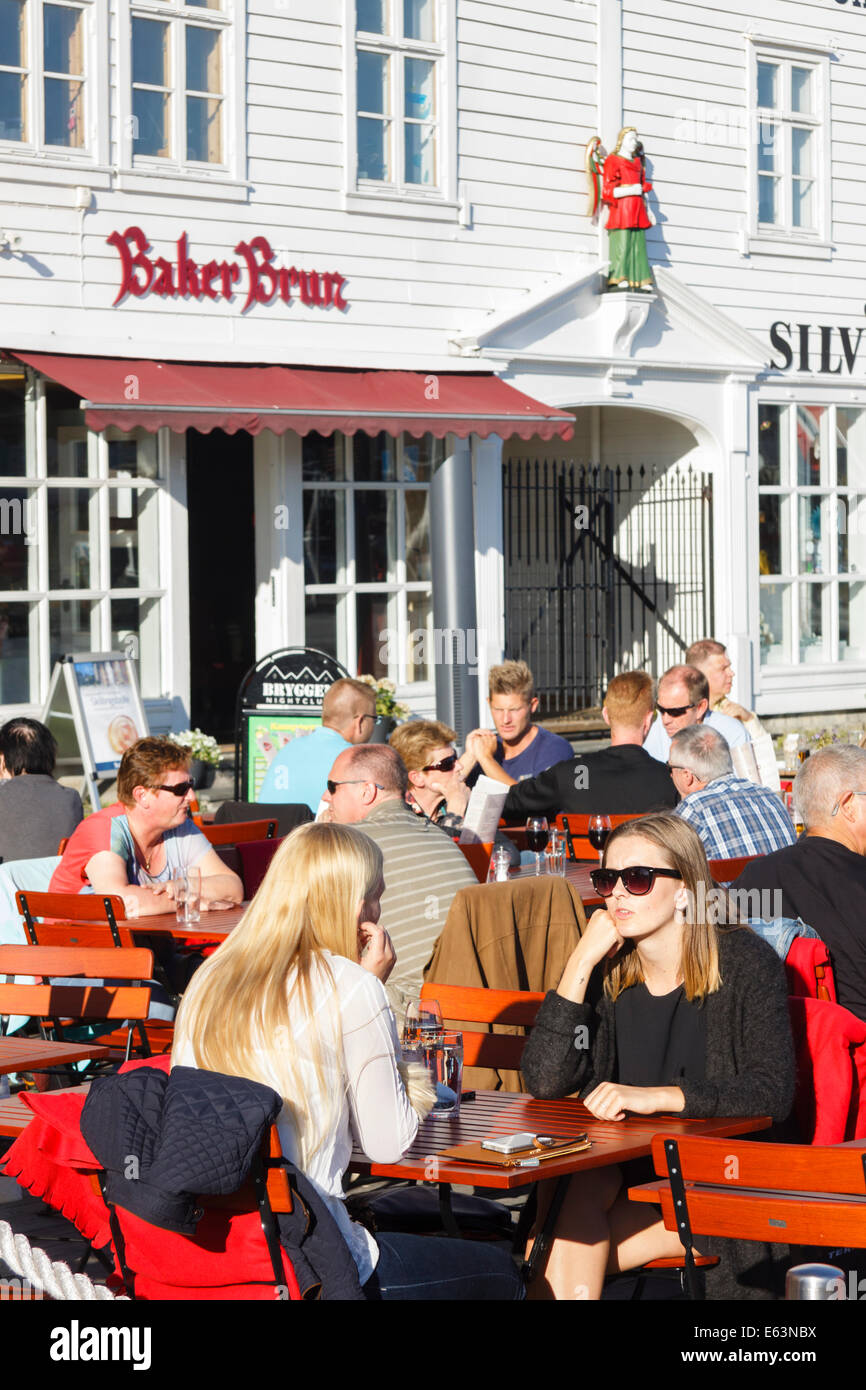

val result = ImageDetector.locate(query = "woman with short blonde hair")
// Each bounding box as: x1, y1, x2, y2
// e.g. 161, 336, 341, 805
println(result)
173, 821, 524, 1301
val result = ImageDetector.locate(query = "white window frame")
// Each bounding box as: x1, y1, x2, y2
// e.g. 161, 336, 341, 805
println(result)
0, 0, 109, 173
344, 0, 459, 220
117, 0, 249, 202
745, 36, 832, 259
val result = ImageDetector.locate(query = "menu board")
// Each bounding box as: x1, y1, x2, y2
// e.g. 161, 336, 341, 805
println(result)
245, 714, 320, 801
42, 652, 149, 808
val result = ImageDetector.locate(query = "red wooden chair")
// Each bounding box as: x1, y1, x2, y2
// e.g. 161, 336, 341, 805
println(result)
16, 891, 133, 949
707, 854, 760, 884
455, 842, 493, 884
200, 819, 277, 846
235, 837, 284, 898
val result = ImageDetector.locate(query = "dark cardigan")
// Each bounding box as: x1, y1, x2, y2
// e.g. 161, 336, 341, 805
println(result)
521, 926, 796, 1300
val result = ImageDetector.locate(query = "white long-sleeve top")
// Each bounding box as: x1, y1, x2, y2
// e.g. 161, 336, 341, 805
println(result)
174, 951, 419, 1283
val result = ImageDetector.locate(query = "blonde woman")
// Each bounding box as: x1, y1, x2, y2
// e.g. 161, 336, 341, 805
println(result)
172, 821, 523, 1301
522, 813, 794, 1300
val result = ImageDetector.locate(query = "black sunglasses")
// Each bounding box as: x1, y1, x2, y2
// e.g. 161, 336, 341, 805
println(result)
423, 753, 458, 773
151, 780, 195, 797
590, 866, 682, 897
656, 703, 698, 718
326, 778, 385, 795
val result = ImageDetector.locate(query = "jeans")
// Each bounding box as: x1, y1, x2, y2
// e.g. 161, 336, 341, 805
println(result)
363, 1232, 525, 1301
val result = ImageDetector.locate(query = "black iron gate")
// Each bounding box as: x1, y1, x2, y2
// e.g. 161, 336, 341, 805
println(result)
503, 460, 714, 714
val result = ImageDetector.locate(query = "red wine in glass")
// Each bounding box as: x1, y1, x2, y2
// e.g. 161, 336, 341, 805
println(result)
588, 826, 609, 852
526, 817, 550, 876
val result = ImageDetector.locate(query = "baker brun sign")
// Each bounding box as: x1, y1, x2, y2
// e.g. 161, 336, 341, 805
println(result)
106, 226, 349, 313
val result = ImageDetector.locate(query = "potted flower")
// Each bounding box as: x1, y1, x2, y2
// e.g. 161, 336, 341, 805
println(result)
356, 675, 411, 743
172, 728, 221, 790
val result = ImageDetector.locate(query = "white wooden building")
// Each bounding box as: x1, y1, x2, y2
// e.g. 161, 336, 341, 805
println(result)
0, 0, 864, 736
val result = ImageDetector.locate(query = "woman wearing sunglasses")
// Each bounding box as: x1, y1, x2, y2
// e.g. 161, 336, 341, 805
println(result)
49, 736, 242, 917
521, 812, 794, 1300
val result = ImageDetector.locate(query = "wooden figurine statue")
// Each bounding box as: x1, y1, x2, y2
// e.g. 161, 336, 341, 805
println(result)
586, 127, 655, 292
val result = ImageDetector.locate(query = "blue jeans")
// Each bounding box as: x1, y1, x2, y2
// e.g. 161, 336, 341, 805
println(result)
363, 1232, 525, 1301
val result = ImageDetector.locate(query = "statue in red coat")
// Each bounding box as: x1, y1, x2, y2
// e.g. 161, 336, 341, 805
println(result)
586, 126, 655, 292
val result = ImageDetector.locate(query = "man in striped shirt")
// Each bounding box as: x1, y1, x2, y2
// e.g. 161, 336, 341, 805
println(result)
670, 725, 796, 860
323, 743, 476, 1008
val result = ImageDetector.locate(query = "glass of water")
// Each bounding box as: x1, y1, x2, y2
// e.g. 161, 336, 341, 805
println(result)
174, 866, 202, 925
429, 1031, 463, 1119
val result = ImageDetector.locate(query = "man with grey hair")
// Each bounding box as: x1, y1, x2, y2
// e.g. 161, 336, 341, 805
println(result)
671, 725, 796, 860
323, 743, 476, 1004
733, 745, 866, 1021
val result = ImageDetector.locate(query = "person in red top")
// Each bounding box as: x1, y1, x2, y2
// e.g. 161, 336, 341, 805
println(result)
601, 126, 655, 292
50, 737, 242, 915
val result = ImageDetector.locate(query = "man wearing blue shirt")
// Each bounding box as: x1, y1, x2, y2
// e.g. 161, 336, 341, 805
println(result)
256, 677, 377, 811
643, 664, 748, 764
459, 660, 573, 787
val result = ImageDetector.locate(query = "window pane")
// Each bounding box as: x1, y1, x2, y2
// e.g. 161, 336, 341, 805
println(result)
792, 179, 814, 230
797, 406, 824, 485
186, 94, 221, 161
48, 487, 93, 588
404, 0, 434, 41
0, 378, 26, 477
50, 595, 97, 663
108, 431, 159, 481
357, 0, 385, 33
404, 57, 433, 119
758, 175, 778, 225
133, 18, 169, 88
404, 491, 430, 580
303, 488, 346, 585
0, 602, 32, 702
305, 591, 338, 659
46, 386, 87, 477
798, 494, 824, 574
354, 431, 396, 481
836, 494, 866, 574
760, 583, 789, 665
186, 25, 220, 93
759, 494, 786, 575
354, 491, 396, 581
406, 590, 431, 681
186, 0, 221, 9
405, 121, 435, 184
357, 50, 387, 114
758, 404, 782, 485
791, 66, 813, 115
44, 76, 83, 146
110, 486, 159, 589
757, 124, 776, 172
111, 596, 160, 696
837, 409, 866, 489
792, 127, 812, 177
357, 115, 388, 180
757, 61, 777, 108
356, 591, 390, 677
134, 88, 170, 157
0, 70, 26, 141
839, 581, 866, 661
302, 432, 346, 481
402, 432, 442, 482
799, 583, 824, 662
44, 5, 82, 75
0, 0, 25, 66
0, 487, 33, 590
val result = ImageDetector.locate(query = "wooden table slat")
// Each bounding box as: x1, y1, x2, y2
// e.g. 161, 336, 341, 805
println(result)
0, 1038, 111, 1075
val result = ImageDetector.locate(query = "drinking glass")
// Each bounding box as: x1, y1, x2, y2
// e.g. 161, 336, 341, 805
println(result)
429, 1032, 463, 1118
546, 828, 566, 877
526, 816, 550, 876
588, 814, 612, 864
486, 846, 511, 883
402, 997, 443, 1051
174, 865, 202, 925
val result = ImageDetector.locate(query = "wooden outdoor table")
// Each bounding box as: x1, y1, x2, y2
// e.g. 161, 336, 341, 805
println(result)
0, 1037, 110, 1075
130, 903, 247, 940
510, 861, 602, 906
350, 1090, 770, 1280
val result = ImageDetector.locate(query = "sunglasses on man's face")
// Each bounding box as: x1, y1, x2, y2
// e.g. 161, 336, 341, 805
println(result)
423, 753, 458, 773
152, 780, 195, 797
326, 778, 385, 795
590, 865, 682, 897
657, 703, 697, 718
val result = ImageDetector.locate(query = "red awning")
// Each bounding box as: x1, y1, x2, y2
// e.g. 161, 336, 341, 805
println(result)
7, 353, 574, 442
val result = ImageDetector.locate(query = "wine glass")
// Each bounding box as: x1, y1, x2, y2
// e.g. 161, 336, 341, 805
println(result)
588, 814, 612, 864
402, 997, 443, 1053
526, 816, 550, 876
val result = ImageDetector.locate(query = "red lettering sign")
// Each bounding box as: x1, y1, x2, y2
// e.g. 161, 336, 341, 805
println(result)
106, 228, 348, 312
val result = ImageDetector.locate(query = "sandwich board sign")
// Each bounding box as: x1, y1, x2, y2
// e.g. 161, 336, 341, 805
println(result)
42, 652, 149, 810
234, 647, 351, 801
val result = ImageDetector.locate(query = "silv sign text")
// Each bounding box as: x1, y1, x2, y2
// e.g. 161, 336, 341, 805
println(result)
769, 320, 864, 374
106, 227, 348, 314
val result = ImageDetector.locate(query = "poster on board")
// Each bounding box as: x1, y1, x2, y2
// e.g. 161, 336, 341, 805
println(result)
42, 652, 149, 808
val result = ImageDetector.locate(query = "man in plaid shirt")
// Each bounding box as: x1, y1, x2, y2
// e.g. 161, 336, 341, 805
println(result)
670, 725, 796, 859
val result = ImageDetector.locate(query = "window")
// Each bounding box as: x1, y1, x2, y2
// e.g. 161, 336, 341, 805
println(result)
747, 40, 830, 254
0, 372, 168, 708
130, 0, 226, 167
0, 0, 89, 151
302, 430, 438, 683
350, 0, 455, 210
758, 403, 866, 668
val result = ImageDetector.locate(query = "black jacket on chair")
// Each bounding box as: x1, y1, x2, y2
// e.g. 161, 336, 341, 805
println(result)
503, 744, 677, 821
